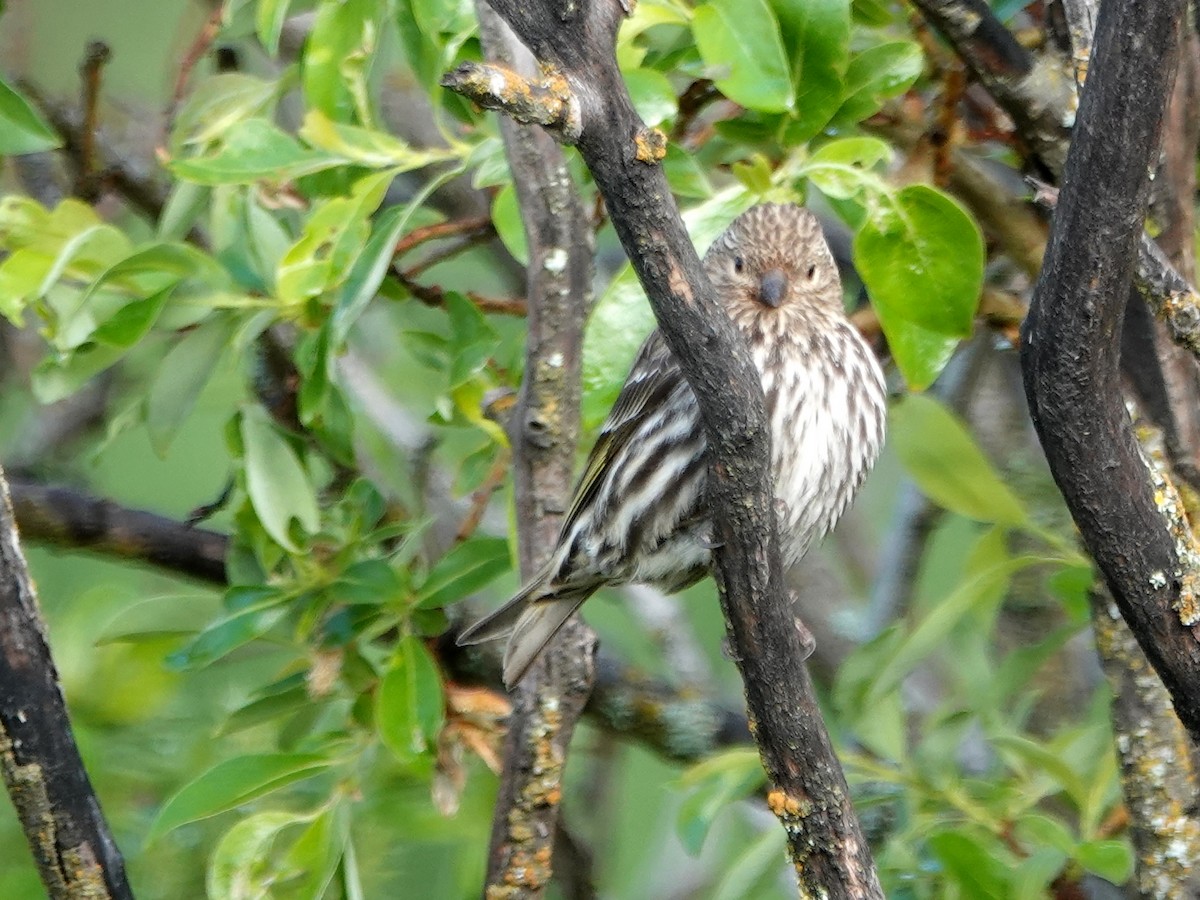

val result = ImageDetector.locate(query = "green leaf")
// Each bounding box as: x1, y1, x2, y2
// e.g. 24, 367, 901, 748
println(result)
0, 221, 132, 331
303, 0, 379, 123
624, 68, 678, 128
410, 0, 475, 42
169, 73, 279, 152
0, 77, 62, 155
167, 594, 289, 669
804, 136, 893, 200
256, 0, 294, 55
857, 184, 983, 337
890, 393, 1028, 525
220, 684, 310, 736
771, 0, 850, 141
711, 827, 787, 900
330, 164, 467, 345
992, 625, 1076, 706
31, 343, 129, 404
61, 242, 226, 347
147, 753, 333, 843
992, 733, 1088, 808
675, 749, 765, 854
276, 807, 345, 899
1015, 814, 1076, 855
491, 184, 528, 266
927, 830, 1011, 899
694, 0, 794, 113
851, 0, 893, 25
376, 636, 445, 765
157, 181, 211, 242
663, 145, 714, 199
445, 292, 500, 388
170, 118, 342, 185
1011, 848, 1069, 900
240, 405, 321, 551
415, 537, 512, 610
207, 810, 305, 899
331, 559, 405, 606
833, 41, 924, 125
96, 593, 220, 645
300, 110, 459, 169
145, 315, 236, 454
275, 167, 395, 304
865, 554, 1042, 704
1074, 839, 1133, 884
873, 306, 960, 390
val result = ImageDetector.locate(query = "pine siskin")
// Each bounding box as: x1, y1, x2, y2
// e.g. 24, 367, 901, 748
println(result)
459, 203, 887, 687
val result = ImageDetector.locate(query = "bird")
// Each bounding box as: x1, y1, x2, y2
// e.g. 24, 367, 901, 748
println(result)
458, 203, 888, 687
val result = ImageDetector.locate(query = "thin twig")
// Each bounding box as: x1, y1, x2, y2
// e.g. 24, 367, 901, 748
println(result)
170, 3, 225, 118
76, 40, 111, 201
404, 229, 499, 278
393, 269, 527, 316
393, 214, 494, 257
19, 82, 176, 229
453, 452, 510, 543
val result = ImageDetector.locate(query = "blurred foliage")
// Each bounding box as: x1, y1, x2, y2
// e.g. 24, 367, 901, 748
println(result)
0, 0, 1135, 897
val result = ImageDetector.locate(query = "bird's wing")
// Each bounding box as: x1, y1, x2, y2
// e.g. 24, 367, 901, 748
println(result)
559, 330, 682, 537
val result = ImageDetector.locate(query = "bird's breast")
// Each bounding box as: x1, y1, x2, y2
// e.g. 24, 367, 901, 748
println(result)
754, 323, 886, 567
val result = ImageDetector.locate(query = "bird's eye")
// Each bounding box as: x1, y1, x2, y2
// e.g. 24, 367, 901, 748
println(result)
733, 256, 745, 274
806, 264, 817, 280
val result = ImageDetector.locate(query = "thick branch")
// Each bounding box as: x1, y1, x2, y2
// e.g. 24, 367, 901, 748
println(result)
0, 465, 132, 899
448, 2, 881, 894
8, 478, 227, 584
1019, 0, 1200, 740
472, 8, 597, 896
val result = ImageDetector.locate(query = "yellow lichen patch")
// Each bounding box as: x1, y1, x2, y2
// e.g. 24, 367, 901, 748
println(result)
767, 788, 804, 818
634, 127, 667, 164
1177, 570, 1200, 627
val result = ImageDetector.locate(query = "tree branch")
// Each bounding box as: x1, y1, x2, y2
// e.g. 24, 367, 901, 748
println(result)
1020, 0, 1200, 740
8, 478, 227, 584
445, 2, 881, 893
1090, 584, 1200, 898
470, 8, 597, 895
0, 465, 132, 899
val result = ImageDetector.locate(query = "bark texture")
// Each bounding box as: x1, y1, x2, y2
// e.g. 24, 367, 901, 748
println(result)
0, 465, 131, 899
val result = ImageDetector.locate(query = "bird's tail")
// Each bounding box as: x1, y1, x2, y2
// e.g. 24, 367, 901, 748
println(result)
457, 573, 594, 688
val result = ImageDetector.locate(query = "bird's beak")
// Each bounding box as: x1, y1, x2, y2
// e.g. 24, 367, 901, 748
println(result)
759, 269, 787, 308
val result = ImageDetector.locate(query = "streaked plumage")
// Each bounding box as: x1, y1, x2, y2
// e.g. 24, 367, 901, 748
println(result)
459, 204, 887, 687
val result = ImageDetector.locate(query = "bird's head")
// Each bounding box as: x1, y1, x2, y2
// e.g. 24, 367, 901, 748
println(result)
703, 203, 842, 327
